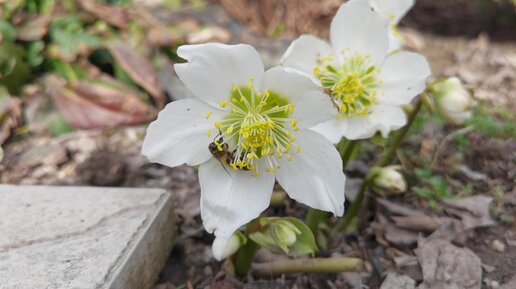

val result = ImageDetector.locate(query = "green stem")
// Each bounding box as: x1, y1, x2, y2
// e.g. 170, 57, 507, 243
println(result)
330, 177, 369, 236
339, 139, 359, 168
332, 97, 424, 235
377, 98, 423, 167
234, 222, 259, 277
305, 209, 328, 234
252, 257, 363, 276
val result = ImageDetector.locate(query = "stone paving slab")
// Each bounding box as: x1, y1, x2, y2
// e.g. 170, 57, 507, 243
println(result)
0, 185, 176, 289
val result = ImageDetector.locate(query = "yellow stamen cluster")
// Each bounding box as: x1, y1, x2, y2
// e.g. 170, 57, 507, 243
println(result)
207, 79, 300, 175
314, 50, 380, 119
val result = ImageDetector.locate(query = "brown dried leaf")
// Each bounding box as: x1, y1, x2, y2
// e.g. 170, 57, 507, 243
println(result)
380, 273, 415, 289
376, 198, 426, 217
15, 15, 51, 41
443, 195, 496, 230
79, 0, 129, 29
392, 216, 453, 232
0, 94, 23, 145
108, 42, 165, 108
415, 239, 481, 289
45, 75, 156, 129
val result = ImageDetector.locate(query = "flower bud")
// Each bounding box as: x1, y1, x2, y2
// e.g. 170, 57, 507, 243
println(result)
432, 77, 475, 125
373, 166, 407, 194
211, 232, 246, 261
249, 217, 317, 256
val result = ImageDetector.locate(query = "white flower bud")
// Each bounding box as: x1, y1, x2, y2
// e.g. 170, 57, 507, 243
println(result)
373, 166, 407, 194
433, 77, 475, 125
211, 233, 244, 261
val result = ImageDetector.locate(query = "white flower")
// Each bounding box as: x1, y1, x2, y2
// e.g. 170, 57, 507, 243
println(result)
373, 165, 406, 194
142, 43, 346, 237
281, 0, 431, 142
212, 233, 245, 261
432, 77, 475, 125
369, 0, 415, 52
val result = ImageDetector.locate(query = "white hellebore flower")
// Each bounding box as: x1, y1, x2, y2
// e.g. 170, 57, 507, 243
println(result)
369, 0, 415, 52
282, 0, 431, 142
432, 77, 475, 125
142, 43, 346, 237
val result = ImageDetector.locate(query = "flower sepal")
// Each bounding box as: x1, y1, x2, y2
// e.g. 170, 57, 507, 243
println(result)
248, 217, 318, 256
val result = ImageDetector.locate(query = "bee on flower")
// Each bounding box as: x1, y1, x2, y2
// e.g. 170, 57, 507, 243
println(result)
142, 43, 346, 237
281, 0, 431, 142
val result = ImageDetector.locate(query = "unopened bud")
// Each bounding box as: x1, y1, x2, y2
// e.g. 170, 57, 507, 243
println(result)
211, 232, 246, 261
432, 77, 475, 125
373, 166, 407, 194
249, 217, 317, 256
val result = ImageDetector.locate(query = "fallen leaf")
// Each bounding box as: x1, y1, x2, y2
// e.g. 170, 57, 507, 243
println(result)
108, 42, 165, 108
376, 198, 426, 217
79, 0, 129, 29
380, 273, 415, 289
443, 195, 496, 230
415, 239, 481, 289
186, 26, 231, 44
45, 75, 157, 129
392, 216, 453, 232
0, 93, 22, 145
15, 15, 51, 41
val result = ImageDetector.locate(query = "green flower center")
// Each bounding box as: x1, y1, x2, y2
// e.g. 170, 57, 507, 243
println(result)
206, 80, 299, 175
314, 51, 380, 118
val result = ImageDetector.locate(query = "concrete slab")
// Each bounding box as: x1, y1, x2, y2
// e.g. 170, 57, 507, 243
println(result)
0, 185, 176, 289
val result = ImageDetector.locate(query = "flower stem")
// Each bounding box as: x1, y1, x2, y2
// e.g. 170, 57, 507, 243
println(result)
330, 176, 370, 236
332, 97, 424, 235
234, 222, 259, 277
337, 139, 359, 167
306, 208, 328, 234
378, 98, 423, 167
252, 257, 363, 276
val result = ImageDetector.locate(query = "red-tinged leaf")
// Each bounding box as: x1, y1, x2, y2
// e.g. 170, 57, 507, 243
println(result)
0, 94, 23, 145
45, 75, 157, 129
107, 42, 166, 108
79, 0, 129, 29
15, 15, 51, 41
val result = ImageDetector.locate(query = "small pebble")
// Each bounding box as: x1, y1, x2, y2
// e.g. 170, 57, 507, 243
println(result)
491, 280, 500, 289
492, 239, 506, 252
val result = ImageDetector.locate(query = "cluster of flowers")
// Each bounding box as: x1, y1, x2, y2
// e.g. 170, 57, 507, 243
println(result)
142, 0, 431, 251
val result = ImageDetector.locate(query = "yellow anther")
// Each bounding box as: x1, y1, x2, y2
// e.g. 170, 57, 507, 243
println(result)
291, 119, 297, 128
296, 146, 301, 154
205, 112, 213, 119
232, 85, 238, 92
227, 125, 234, 134
219, 100, 228, 108
215, 121, 221, 129
207, 129, 211, 137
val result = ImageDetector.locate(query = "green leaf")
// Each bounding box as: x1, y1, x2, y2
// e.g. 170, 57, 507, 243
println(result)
0, 20, 16, 43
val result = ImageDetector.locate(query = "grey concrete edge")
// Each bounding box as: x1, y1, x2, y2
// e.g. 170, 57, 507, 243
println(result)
99, 187, 176, 289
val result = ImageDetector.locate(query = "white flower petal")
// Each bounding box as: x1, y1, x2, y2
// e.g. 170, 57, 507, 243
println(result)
330, 0, 389, 66
142, 98, 222, 167
377, 52, 431, 106
387, 28, 403, 53
311, 118, 347, 144
263, 66, 338, 128
175, 43, 265, 107
199, 158, 275, 237
276, 129, 345, 216
339, 104, 407, 140
281, 35, 335, 81
370, 0, 415, 24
